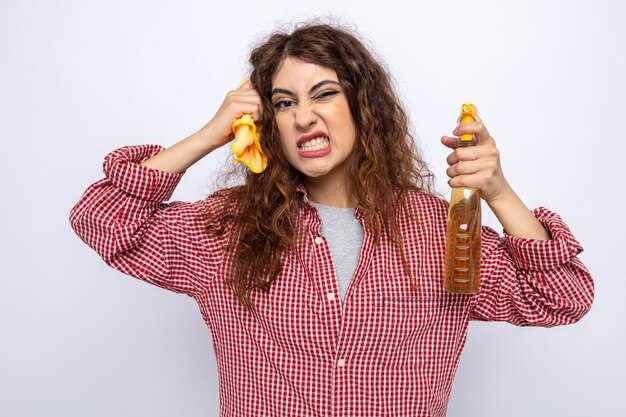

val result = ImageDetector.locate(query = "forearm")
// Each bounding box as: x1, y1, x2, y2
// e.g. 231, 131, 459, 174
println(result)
486, 182, 552, 240
139, 129, 221, 174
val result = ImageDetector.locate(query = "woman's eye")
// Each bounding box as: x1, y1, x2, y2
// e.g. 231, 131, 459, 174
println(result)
318, 91, 338, 99
273, 91, 338, 111
274, 100, 292, 110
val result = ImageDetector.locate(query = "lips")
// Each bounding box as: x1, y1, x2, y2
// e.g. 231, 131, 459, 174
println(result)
297, 130, 328, 147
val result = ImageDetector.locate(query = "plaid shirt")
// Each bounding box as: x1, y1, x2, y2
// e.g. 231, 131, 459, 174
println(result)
69, 144, 594, 417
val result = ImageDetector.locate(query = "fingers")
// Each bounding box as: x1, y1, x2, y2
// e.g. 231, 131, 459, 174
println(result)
237, 78, 251, 89
441, 135, 478, 163
452, 121, 487, 136
453, 114, 493, 145
445, 106, 498, 184
446, 147, 479, 165
237, 79, 259, 95
229, 79, 264, 121
445, 158, 482, 179
441, 135, 460, 149
241, 103, 263, 122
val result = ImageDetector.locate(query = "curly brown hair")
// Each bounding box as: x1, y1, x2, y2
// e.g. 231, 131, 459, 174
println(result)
200, 18, 443, 311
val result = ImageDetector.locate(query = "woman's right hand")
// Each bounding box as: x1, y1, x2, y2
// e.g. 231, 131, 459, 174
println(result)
197, 79, 265, 150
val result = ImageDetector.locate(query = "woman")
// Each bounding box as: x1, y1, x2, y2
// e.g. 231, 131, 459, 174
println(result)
69, 21, 594, 417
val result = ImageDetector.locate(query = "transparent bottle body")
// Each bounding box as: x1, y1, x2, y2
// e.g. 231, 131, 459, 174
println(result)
444, 139, 481, 294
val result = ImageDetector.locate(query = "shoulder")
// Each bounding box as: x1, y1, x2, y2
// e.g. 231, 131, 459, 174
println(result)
201, 186, 240, 212
160, 186, 241, 233
395, 188, 450, 236
402, 188, 449, 222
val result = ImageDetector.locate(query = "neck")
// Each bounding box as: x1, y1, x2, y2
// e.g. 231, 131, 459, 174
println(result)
305, 168, 356, 208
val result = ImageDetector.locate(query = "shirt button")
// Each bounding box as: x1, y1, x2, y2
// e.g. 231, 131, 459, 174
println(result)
326, 292, 336, 301
337, 358, 346, 368
314, 236, 324, 245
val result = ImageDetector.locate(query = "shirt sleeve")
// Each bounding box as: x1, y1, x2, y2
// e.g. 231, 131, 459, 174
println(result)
69, 144, 224, 298
468, 206, 595, 327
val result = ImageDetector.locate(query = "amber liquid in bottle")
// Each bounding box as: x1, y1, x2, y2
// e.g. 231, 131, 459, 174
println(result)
444, 115, 482, 294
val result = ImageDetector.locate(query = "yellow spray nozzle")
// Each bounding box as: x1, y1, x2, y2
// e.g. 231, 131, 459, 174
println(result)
459, 103, 477, 142
230, 78, 268, 173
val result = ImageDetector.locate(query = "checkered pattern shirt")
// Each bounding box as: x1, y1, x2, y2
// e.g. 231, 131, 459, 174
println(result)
69, 144, 594, 417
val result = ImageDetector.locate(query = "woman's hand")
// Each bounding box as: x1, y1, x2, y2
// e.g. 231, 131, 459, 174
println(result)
441, 108, 512, 204
196, 79, 264, 149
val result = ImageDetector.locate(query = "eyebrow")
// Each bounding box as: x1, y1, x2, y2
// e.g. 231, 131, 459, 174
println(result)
271, 80, 341, 98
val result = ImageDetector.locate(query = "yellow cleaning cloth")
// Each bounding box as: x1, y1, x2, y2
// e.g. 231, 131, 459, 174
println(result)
230, 79, 268, 173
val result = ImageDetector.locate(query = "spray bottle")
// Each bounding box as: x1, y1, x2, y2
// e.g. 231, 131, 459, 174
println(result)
443, 103, 481, 294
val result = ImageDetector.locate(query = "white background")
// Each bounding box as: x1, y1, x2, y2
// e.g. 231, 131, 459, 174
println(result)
1, 0, 622, 416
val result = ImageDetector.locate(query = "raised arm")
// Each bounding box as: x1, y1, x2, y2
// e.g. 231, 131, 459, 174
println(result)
68, 142, 226, 298
69, 79, 265, 297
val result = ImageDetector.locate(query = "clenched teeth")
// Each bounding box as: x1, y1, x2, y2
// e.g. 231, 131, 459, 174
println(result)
299, 136, 330, 151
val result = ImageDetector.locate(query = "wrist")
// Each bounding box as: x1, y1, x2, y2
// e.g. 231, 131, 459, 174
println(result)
486, 180, 517, 208
192, 127, 222, 154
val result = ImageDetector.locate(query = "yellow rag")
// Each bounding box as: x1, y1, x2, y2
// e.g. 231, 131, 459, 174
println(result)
230, 79, 268, 173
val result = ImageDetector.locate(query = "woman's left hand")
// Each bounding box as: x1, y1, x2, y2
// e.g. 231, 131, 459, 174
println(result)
441, 108, 512, 204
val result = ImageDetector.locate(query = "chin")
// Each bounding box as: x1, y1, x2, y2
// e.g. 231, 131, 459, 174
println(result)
300, 166, 332, 178
286, 155, 330, 177
303, 159, 339, 177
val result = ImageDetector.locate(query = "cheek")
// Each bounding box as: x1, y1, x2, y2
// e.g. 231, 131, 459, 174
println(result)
274, 120, 291, 151
334, 122, 357, 153
277, 136, 300, 167
278, 139, 294, 160
325, 104, 355, 144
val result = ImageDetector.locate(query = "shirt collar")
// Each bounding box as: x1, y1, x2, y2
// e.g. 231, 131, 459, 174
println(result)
295, 181, 365, 220
295, 181, 310, 204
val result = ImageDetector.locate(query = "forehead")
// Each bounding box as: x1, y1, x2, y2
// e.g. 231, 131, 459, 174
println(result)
271, 56, 338, 88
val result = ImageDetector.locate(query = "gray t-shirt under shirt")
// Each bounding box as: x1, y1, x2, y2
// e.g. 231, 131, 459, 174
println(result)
310, 201, 364, 304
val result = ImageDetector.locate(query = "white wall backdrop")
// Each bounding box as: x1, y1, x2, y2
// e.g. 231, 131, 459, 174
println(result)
1, 0, 622, 416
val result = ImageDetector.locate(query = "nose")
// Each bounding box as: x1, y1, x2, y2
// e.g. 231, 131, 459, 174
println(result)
294, 102, 318, 130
